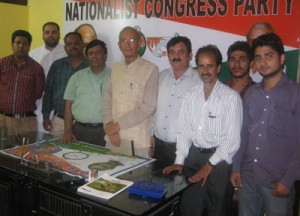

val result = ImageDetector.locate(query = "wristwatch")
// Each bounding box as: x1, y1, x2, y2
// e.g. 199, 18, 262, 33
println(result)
207, 160, 215, 168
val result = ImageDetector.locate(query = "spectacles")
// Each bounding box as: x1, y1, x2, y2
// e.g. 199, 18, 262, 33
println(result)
119, 38, 139, 44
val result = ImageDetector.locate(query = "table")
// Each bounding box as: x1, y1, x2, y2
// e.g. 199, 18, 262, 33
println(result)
0, 132, 188, 216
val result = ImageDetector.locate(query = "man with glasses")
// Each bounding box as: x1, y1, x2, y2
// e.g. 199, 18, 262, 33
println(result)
103, 26, 159, 157
61, 39, 110, 146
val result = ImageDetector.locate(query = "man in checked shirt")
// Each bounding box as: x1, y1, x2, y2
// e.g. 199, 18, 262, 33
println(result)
0, 30, 45, 136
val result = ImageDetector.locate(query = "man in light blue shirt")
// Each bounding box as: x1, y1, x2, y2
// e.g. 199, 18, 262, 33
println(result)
152, 36, 201, 166
62, 39, 110, 146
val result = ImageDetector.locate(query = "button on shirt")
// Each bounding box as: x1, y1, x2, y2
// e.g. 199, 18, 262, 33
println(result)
64, 66, 110, 123
232, 75, 300, 187
153, 66, 201, 142
0, 55, 45, 113
175, 80, 243, 166
42, 57, 89, 118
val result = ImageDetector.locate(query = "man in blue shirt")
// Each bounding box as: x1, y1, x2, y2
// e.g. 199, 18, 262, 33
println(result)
42, 32, 88, 135
231, 33, 300, 216
152, 36, 201, 166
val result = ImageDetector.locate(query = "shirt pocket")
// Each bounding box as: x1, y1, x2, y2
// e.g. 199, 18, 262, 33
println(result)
22, 75, 35, 88
268, 111, 287, 134
204, 115, 221, 144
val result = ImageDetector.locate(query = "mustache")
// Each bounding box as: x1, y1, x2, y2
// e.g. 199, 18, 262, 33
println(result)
172, 58, 181, 62
201, 73, 212, 77
232, 66, 243, 70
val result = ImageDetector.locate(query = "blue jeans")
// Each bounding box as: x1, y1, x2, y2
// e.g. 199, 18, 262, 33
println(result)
238, 181, 295, 216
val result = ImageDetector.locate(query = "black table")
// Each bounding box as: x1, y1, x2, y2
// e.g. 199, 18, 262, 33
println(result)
0, 132, 188, 216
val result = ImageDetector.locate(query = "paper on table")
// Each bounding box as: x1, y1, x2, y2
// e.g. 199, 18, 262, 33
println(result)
77, 173, 133, 199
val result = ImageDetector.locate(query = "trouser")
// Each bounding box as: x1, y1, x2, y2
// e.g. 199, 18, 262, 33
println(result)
153, 136, 176, 166
180, 145, 231, 216
73, 122, 106, 147
0, 114, 36, 136
238, 180, 295, 216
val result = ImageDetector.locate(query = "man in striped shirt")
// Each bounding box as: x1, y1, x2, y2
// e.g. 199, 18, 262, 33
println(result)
0, 30, 45, 136
163, 45, 243, 216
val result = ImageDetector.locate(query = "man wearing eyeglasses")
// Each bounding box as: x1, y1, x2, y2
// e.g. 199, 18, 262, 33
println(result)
224, 41, 256, 99
103, 26, 159, 157
61, 39, 110, 146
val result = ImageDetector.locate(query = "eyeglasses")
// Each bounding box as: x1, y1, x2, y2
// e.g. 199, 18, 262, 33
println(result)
119, 38, 139, 44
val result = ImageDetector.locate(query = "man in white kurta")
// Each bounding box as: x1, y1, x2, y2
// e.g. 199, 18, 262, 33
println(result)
103, 26, 159, 157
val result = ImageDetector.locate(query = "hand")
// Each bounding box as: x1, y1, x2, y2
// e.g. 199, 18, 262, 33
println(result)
104, 121, 120, 136
272, 181, 291, 197
108, 132, 121, 147
61, 132, 76, 144
230, 172, 243, 188
162, 164, 183, 175
188, 163, 213, 186
43, 118, 53, 132
150, 136, 155, 157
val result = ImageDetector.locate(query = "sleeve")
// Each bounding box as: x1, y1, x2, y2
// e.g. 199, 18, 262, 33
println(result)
175, 93, 193, 165
209, 93, 243, 165
64, 74, 76, 101
35, 65, 45, 100
118, 66, 159, 129
42, 63, 56, 118
232, 96, 250, 172
281, 87, 300, 187
102, 71, 113, 124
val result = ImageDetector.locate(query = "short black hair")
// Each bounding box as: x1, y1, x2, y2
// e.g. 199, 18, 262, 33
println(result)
12, 30, 32, 45
252, 33, 284, 56
85, 39, 107, 55
167, 36, 192, 53
227, 41, 253, 61
195, 44, 222, 66
64, 32, 83, 44
42, 22, 60, 33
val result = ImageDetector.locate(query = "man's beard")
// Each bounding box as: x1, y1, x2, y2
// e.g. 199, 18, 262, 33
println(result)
45, 40, 59, 49
259, 66, 282, 79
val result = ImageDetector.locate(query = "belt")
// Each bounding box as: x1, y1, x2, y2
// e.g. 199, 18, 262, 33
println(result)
54, 112, 64, 119
0, 111, 36, 118
154, 136, 176, 147
76, 121, 103, 128
193, 145, 217, 153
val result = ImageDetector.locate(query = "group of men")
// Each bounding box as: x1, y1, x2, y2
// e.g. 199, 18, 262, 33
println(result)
0, 21, 299, 216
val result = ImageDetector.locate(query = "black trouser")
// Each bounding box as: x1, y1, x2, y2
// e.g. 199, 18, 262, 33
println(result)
180, 145, 231, 216
73, 122, 105, 147
153, 136, 176, 167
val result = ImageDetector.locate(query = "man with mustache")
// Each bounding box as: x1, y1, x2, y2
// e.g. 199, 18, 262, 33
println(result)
224, 41, 255, 99
30, 22, 67, 134
42, 32, 88, 135
0, 30, 45, 135
163, 45, 242, 216
151, 36, 201, 166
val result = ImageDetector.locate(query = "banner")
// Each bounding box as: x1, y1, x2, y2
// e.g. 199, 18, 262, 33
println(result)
64, 0, 300, 82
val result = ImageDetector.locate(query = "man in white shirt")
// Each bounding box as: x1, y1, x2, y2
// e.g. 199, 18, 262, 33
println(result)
30, 22, 66, 133
152, 36, 201, 166
163, 45, 243, 216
